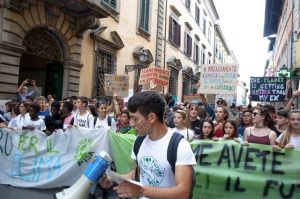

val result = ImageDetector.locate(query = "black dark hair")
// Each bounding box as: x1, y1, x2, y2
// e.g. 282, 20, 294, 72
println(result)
128, 91, 165, 123
96, 100, 109, 108
51, 101, 61, 110
277, 109, 288, 118
77, 96, 88, 107
12, 104, 20, 115
88, 105, 98, 117
263, 104, 276, 114
121, 109, 130, 118
29, 103, 40, 113
63, 101, 74, 112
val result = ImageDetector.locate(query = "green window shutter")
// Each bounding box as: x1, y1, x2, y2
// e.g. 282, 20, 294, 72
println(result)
139, 0, 150, 32
102, 0, 117, 10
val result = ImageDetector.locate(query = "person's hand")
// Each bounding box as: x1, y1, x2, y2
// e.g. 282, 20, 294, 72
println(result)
285, 144, 295, 150
113, 182, 143, 198
243, 141, 249, 146
212, 136, 219, 141
149, 79, 157, 90
272, 145, 281, 150
292, 90, 300, 98
0, 123, 7, 128
98, 175, 114, 189
223, 134, 231, 140
23, 79, 29, 85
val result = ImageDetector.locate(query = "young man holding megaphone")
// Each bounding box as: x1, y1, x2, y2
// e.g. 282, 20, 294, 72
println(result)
99, 91, 196, 199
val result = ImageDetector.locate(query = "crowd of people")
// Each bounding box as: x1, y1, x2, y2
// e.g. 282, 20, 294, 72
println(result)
1, 80, 300, 198
0, 79, 300, 151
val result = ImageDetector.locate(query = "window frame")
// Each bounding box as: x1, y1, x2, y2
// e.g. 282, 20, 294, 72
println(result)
138, 0, 151, 35
184, 31, 193, 57
169, 16, 181, 48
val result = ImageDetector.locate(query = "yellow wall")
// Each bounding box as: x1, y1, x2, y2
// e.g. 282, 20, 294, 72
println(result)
79, 30, 95, 97
79, 0, 159, 97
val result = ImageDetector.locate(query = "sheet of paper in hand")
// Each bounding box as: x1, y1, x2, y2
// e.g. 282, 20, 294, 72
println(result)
106, 170, 143, 187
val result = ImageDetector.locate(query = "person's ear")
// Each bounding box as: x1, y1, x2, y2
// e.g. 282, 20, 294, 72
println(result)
148, 112, 156, 124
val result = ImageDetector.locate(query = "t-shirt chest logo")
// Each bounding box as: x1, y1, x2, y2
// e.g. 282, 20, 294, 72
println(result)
140, 156, 164, 186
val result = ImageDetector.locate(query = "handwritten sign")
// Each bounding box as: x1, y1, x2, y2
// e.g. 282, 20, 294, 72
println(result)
104, 74, 129, 97
138, 67, 170, 87
198, 64, 239, 95
250, 77, 286, 102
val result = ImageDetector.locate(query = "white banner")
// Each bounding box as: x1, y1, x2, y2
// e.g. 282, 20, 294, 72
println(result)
0, 127, 111, 188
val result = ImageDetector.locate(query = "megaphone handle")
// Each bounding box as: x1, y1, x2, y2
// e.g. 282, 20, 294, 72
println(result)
87, 183, 97, 199
90, 183, 97, 194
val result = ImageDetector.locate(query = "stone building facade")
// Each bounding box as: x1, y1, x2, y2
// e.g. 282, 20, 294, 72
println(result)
0, 0, 109, 100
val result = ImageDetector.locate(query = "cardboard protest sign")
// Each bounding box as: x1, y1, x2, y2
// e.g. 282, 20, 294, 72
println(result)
109, 134, 300, 199
198, 64, 239, 95
138, 67, 170, 87
104, 74, 129, 97
250, 77, 286, 102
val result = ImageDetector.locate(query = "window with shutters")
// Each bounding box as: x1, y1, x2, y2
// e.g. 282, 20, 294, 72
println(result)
101, 0, 119, 13
203, 18, 207, 35
184, 31, 192, 57
208, 26, 211, 42
182, 73, 191, 95
168, 68, 179, 95
193, 43, 199, 64
201, 46, 206, 65
169, 16, 181, 47
95, 49, 116, 98
195, 4, 200, 25
208, 53, 212, 64
139, 0, 150, 34
185, 0, 191, 10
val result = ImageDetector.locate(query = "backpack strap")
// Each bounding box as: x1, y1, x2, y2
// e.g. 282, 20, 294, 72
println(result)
133, 135, 146, 182
93, 116, 97, 128
186, 128, 189, 140
133, 135, 146, 160
107, 116, 112, 127
167, 132, 184, 174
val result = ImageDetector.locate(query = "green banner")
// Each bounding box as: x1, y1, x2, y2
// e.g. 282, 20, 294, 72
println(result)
109, 133, 300, 199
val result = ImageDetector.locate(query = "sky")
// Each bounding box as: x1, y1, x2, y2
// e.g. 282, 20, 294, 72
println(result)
213, 0, 269, 87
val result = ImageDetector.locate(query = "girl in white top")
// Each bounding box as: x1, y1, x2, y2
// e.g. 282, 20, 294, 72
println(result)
172, 109, 194, 141
94, 101, 117, 131
15, 102, 30, 130
274, 110, 300, 149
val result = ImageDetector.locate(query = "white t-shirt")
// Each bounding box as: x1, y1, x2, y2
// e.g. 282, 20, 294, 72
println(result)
172, 127, 195, 141
23, 118, 46, 131
16, 113, 30, 130
74, 112, 94, 129
94, 116, 117, 131
276, 133, 300, 149
131, 130, 196, 196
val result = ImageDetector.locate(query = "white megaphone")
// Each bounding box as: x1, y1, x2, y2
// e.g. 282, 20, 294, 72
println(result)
55, 151, 112, 199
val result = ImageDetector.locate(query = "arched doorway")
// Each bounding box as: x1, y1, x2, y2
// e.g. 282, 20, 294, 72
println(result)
19, 28, 64, 100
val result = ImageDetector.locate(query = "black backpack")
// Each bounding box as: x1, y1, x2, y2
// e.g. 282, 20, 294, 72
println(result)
133, 132, 196, 199
93, 116, 112, 127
